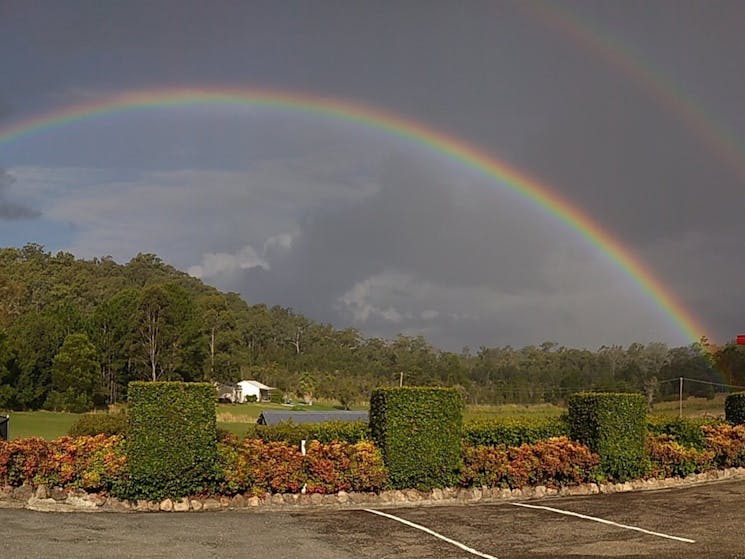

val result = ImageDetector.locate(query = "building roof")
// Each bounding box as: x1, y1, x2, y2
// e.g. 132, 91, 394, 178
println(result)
238, 380, 275, 390
257, 410, 369, 426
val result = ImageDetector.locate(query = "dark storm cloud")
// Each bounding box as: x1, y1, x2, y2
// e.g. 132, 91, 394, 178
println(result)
2, 1, 744, 348
234, 157, 561, 305
0, 170, 41, 220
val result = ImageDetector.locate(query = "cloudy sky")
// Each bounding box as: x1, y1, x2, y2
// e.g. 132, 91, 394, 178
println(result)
1, 1, 744, 351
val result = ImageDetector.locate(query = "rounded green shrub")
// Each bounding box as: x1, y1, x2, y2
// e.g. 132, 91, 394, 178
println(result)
68, 413, 129, 437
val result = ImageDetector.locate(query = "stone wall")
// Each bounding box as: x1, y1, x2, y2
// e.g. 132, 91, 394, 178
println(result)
2, 467, 744, 513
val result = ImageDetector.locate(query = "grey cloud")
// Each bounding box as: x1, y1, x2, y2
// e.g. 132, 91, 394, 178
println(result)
205, 157, 682, 350
0, 170, 41, 220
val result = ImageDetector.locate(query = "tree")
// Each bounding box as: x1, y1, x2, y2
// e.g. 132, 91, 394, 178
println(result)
135, 283, 204, 381
90, 288, 139, 404
137, 285, 170, 381
199, 294, 238, 382
47, 333, 100, 412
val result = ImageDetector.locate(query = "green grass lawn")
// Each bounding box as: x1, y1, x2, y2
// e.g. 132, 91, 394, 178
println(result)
0, 410, 82, 440
2, 394, 728, 440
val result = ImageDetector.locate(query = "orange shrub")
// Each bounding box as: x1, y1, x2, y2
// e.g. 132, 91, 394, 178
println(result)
218, 436, 387, 496
508, 437, 599, 488
703, 423, 745, 468
461, 436, 598, 489
646, 434, 713, 478
0, 435, 126, 492
0, 437, 49, 486
305, 440, 387, 494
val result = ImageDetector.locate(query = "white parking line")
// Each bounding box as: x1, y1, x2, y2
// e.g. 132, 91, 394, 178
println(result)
510, 502, 696, 544
363, 508, 499, 559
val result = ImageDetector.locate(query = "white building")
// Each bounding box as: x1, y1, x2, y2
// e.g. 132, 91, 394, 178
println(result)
235, 380, 275, 403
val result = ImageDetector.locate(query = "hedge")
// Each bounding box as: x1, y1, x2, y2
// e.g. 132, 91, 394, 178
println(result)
124, 382, 219, 500
244, 420, 369, 445
0, 435, 126, 491
68, 413, 129, 437
646, 434, 713, 478
216, 435, 387, 495
703, 423, 745, 468
725, 393, 745, 425
568, 392, 649, 482
370, 386, 463, 490
460, 437, 599, 488
647, 416, 722, 450
464, 416, 568, 448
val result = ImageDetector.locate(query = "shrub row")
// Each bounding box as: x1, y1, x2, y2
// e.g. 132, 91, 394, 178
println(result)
646, 434, 714, 479
0, 435, 126, 492
244, 416, 566, 449
460, 436, 599, 489
218, 436, 387, 495
4, 425, 745, 496
702, 423, 745, 468
463, 417, 568, 448
0, 434, 387, 496
647, 416, 723, 450
244, 420, 370, 446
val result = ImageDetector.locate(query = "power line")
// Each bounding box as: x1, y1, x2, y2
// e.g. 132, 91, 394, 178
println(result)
656, 377, 745, 391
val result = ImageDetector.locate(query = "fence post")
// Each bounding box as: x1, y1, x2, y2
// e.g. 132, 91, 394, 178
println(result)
0, 415, 8, 441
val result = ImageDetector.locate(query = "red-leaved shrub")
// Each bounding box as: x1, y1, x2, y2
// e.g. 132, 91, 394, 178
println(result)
0, 435, 126, 492
646, 434, 713, 479
703, 423, 745, 468
218, 436, 387, 496
461, 436, 599, 488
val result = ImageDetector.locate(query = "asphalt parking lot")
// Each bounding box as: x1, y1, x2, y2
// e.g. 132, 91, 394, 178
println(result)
2, 479, 745, 559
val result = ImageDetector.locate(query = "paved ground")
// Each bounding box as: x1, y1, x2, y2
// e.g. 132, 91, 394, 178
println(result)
2, 479, 745, 558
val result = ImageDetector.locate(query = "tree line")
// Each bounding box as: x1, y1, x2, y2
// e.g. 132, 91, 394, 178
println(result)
0, 244, 743, 412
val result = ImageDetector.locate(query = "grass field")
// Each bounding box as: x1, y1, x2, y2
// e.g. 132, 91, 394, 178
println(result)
1, 394, 728, 440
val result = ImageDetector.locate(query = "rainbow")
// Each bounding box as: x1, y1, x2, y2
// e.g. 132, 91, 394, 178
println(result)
522, 0, 745, 184
0, 86, 710, 344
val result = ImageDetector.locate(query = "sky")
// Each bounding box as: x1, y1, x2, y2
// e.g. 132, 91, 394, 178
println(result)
1, 0, 744, 351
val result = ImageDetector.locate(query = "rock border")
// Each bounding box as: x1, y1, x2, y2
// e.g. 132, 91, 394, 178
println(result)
2, 467, 744, 513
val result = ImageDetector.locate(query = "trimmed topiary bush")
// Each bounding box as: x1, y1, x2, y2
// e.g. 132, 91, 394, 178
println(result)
568, 392, 649, 482
370, 386, 463, 490
725, 393, 745, 425
68, 413, 129, 437
463, 417, 568, 448
123, 382, 218, 500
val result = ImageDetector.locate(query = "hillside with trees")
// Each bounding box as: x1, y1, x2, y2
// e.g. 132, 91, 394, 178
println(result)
0, 244, 743, 412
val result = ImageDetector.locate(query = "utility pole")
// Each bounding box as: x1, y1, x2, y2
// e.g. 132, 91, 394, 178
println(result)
679, 377, 683, 418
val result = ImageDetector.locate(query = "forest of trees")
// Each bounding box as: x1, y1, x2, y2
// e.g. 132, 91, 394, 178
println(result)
1, 244, 744, 412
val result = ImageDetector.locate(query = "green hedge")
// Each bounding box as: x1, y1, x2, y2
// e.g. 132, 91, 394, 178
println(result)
370, 386, 463, 490
725, 393, 745, 425
647, 416, 722, 450
244, 420, 369, 445
123, 382, 218, 500
68, 413, 129, 437
464, 416, 568, 447
568, 392, 649, 482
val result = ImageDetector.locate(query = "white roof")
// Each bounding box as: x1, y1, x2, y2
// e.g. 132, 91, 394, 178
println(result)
238, 380, 275, 390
